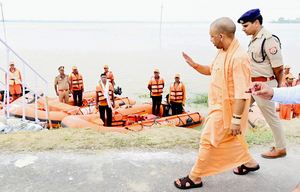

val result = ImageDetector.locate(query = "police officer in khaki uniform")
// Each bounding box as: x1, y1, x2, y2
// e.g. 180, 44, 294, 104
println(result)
54, 66, 71, 104
238, 9, 287, 158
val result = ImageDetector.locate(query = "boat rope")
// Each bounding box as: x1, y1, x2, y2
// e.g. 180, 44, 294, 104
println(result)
138, 123, 144, 131
175, 116, 184, 126
124, 126, 134, 131
196, 112, 203, 123
166, 119, 175, 126
186, 113, 196, 124
117, 97, 127, 105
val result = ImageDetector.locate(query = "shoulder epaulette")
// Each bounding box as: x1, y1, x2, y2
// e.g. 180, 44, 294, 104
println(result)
251, 31, 282, 63
262, 30, 272, 39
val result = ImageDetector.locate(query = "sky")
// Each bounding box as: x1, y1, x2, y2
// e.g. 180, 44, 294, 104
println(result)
0, 0, 299, 22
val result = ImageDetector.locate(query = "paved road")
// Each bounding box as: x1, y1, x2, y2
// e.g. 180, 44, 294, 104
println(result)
1, 145, 300, 192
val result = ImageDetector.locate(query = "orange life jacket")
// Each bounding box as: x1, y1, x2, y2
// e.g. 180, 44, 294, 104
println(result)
71, 73, 84, 90
6, 68, 21, 85
150, 76, 164, 94
96, 82, 114, 105
106, 71, 114, 83
170, 82, 183, 102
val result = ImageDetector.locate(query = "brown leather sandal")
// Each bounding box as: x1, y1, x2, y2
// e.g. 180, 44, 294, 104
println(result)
234, 164, 260, 175
174, 175, 203, 189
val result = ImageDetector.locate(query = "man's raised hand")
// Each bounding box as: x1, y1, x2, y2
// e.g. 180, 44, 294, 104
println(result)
182, 52, 196, 68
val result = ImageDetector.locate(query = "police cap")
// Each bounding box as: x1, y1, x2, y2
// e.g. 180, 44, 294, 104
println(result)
58, 66, 64, 70
238, 9, 261, 24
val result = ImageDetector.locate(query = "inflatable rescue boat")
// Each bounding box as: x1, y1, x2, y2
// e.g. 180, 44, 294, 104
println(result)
248, 105, 266, 128
61, 102, 205, 132
2, 90, 135, 127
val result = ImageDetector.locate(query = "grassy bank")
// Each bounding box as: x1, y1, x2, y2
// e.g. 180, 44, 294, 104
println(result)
0, 119, 299, 152
245, 118, 300, 147
191, 93, 208, 106
0, 126, 202, 152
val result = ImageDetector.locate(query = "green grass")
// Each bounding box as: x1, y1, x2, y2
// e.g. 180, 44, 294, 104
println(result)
245, 126, 274, 147
192, 93, 208, 106
245, 120, 300, 147
1, 119, 300, 152
138, 94, 150, 98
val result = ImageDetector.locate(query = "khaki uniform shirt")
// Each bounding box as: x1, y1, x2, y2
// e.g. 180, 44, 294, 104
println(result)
248, 27, 284, 78
54, 74, 70, 90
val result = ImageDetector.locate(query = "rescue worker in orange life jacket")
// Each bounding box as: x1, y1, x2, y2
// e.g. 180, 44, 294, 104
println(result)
278, 74, 294, 120
282, 65, 291, 86
169, 74, 186, 115
70, 66, 84, 106
148, 69, 164, 116
5, 62, 22, 100
103, 65, 114, 87
95, 73, 115, 126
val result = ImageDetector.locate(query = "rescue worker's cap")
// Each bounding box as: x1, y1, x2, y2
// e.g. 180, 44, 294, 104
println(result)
285, 74, 294, 79
58, 66, 64, 70
9, 61, 14, 66
103, 65, 109, 69
72, 66, 77, 70
175, 74, 180, 78
237, 9, 261, 24
284, 65, 291, 69
154, 69, 159, 73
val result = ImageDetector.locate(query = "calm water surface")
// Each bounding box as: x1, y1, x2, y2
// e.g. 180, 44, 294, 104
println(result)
1, 22, 299, 117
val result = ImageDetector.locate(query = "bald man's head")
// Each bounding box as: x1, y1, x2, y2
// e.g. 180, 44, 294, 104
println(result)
210, 17, 236, 37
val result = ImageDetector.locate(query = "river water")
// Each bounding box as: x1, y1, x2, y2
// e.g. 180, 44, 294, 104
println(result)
1, 22, 300, 116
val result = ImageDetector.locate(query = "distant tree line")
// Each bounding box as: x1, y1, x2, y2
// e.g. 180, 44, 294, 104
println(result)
271, 17, 300, 23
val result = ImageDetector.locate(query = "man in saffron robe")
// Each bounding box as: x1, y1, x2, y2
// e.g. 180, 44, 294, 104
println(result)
174, 17, 259, 189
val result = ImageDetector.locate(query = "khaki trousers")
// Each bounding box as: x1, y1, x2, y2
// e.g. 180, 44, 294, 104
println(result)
59, 91, 69, 104
250, 79, 286, 148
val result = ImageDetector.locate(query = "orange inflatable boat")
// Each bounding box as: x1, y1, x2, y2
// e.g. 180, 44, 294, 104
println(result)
2, 90, 135, 127
61, 102, 205, 132
248, 105, 266, 128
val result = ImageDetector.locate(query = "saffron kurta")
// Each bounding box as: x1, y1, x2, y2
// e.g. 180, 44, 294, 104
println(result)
190, 39, 253, 177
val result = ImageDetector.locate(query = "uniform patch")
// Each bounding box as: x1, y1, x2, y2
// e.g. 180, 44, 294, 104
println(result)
269, 47, 278, 55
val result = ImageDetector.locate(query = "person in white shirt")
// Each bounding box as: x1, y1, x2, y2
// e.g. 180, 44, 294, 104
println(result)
246, 82, 300, 104
246, 81, 300, 192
